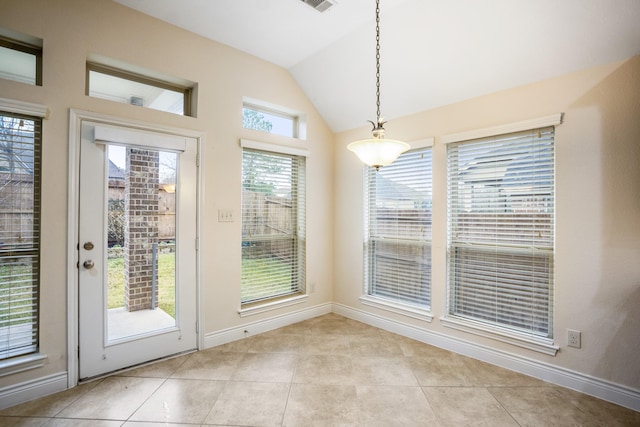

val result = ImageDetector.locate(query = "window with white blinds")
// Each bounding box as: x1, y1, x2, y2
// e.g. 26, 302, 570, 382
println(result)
241, 148, 306, 304
0, 110, 41, 359
365, 147, 432, 309
447, 127, 555, 338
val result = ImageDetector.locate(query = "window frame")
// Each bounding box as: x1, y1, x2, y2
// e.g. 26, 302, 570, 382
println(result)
0, 97, 47, 374
361, 145, 433, 320
0, 35, 43, 86
238, 139, 308, 316
242, 99, 306, 140
86, 62, 194, 117
442, 114, 562, 356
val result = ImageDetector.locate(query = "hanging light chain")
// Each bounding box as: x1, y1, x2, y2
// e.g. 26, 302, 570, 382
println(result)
347, 0, 410, 170
375, 0, 381, 123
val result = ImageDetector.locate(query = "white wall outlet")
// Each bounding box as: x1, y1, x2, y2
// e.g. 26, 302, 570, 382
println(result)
218, 209, 234, 222
568, 329, 581, 348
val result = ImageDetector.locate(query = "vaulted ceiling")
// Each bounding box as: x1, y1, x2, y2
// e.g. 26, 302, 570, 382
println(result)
114, 0, 640, 132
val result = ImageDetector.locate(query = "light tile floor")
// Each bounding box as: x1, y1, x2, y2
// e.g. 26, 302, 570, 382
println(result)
1, 313, 639, 426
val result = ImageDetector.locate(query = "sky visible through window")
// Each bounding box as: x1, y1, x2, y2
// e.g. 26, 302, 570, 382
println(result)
258, 111, 294, 137
108, 145, 176, 184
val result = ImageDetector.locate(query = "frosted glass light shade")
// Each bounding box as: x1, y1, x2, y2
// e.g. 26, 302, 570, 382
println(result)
347, 138, 411, 169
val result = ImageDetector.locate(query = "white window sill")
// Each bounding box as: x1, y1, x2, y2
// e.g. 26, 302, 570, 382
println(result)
440, 316, 559, 356
359, 295, 433, 322
0, 353, 48, 378
238, 294, 308, 318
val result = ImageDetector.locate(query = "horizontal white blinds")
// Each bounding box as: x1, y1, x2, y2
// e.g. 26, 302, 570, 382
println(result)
447, 127, 554, 338
366, 148, 432, 308
0, 110, 41, 359
241, 148, 305, 304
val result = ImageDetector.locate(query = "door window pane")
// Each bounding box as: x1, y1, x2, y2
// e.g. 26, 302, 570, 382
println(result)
106, 145, 177, 342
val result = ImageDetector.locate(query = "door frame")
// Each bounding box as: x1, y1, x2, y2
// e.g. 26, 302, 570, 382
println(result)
67, 109, 204, 387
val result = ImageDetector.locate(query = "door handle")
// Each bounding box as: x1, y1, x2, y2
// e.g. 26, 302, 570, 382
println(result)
83, 260, 95, 269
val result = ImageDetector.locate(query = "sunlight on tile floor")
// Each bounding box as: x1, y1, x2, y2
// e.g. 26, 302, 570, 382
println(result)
1, 313, 639, 426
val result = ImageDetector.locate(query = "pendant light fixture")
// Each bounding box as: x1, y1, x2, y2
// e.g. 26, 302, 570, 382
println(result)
347, 0, 410, 170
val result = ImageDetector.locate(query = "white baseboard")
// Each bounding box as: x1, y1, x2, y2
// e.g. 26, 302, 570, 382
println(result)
332, 303, 640, 412
204, 302, 332, 349
4, 303, 637, 413
0, 371, 68, 410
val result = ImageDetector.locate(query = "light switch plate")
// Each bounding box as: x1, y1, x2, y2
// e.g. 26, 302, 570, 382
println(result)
218, 209, 234, 222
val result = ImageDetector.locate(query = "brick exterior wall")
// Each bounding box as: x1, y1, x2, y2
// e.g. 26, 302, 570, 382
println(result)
124, 149, 159, 312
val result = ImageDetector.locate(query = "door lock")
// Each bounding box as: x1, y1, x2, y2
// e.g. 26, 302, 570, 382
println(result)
83, 260, 95, 269
83, 242, 94, 250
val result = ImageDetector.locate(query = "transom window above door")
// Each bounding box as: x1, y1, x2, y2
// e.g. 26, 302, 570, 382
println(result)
86, 58, 196, 117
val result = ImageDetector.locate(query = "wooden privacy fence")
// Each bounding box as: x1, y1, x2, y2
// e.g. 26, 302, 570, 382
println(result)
0, 173, 35, 248
242, 190, 294, 262
242, 190, 292, 238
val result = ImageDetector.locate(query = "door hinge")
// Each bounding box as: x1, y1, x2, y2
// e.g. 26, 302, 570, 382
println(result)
196, 152, 200, 167
195, 237, 199, 251
77, 346, 80, 359
195, 321, 199, 334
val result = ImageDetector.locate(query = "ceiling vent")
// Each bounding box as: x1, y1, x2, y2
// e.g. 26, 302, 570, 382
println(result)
300, 0, 337, 13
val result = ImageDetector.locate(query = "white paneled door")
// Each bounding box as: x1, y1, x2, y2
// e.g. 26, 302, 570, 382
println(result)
78, 121, 198, 380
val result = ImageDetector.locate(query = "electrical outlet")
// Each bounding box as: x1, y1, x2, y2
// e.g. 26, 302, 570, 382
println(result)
568, 329, 581, 348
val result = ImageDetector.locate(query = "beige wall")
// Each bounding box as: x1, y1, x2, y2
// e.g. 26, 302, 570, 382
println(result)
334, 56, 640, 390
0, 0, 334, 389
1, 0, 638, 398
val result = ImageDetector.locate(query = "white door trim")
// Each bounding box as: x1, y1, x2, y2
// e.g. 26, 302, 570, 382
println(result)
67, 109, 205, 387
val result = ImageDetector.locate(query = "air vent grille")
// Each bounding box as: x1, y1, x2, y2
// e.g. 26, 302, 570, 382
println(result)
300, 0, 336, 13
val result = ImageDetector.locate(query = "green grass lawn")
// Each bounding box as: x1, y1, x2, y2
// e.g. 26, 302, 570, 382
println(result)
0, 263, 35, 326
109, 254, 293, 308
241, 257, 293, 302
3, 254, 291, 326
108, 253, 176, 317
